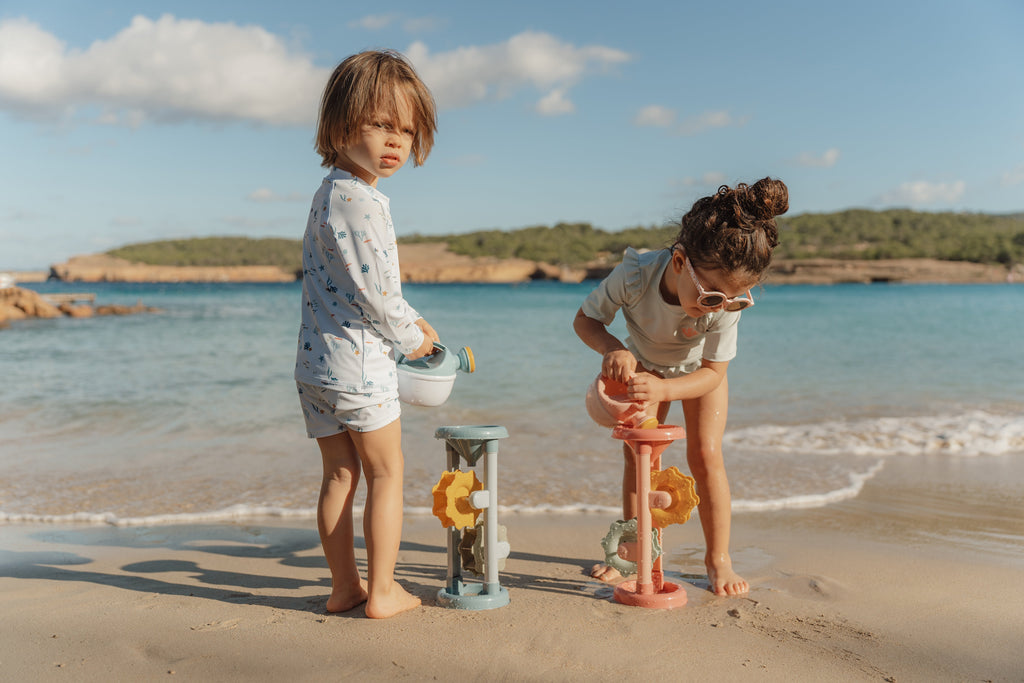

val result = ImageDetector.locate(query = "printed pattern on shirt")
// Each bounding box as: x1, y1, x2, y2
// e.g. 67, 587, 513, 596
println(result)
295, 170, 424, 393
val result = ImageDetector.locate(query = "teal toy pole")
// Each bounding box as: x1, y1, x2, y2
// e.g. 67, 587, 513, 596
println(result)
483, 437, 501, 595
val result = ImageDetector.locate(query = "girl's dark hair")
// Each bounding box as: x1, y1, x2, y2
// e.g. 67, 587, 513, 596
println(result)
674, 177, 788, 279
315, 50, 437, 169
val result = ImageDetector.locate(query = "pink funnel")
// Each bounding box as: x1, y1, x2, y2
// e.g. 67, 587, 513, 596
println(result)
585, 375, 655, 428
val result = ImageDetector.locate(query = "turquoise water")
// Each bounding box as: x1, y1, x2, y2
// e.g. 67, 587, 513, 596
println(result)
2, 280, 1022, 524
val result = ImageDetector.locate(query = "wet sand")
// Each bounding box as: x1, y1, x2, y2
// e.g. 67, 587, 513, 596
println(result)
2, 455, 1021, 682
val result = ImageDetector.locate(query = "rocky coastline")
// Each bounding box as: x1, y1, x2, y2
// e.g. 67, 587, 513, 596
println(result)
4, 246, 1018, 327
0, 287, 161, 327
9, 243, 1024, 288
45, 254, 298, 284
766, 257, 1019, 285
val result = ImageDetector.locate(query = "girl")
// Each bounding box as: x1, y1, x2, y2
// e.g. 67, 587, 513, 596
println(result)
295, 50, 439, 618
573, 178, 788, 596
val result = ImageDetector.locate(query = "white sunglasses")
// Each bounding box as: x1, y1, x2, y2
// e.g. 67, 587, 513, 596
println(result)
682, 253, 754, 312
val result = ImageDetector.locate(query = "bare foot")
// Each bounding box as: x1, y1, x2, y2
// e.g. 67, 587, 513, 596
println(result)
590, 563, 624, 583
325, 579, 369, 613
364, 583, 421, 619
707, 556, 749, 596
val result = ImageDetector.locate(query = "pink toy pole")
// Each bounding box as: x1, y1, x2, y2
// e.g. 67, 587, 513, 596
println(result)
635, 439, 654, 595
611, 424, 689, 609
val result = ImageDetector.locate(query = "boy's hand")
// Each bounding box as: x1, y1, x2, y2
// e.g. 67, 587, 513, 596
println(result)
602, 349, 638, 384
415, 318, 440, 344
627, 373, 667, 405
406, 318, 440, 360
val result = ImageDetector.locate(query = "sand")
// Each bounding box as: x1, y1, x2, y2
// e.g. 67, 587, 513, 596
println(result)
2, 455, 1022, 682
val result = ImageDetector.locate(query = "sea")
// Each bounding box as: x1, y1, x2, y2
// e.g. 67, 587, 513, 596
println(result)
2, 279, 1022, 526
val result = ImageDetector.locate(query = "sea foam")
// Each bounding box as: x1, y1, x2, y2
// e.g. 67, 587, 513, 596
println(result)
726, 410, 1024, 458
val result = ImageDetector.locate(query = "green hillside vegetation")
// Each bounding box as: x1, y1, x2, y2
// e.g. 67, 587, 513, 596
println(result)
108, 237, 304, 272
407, 210, 1024, 265
106, 210, 1024, 268
403, 222, 679, 264
778, 209, 1024, 263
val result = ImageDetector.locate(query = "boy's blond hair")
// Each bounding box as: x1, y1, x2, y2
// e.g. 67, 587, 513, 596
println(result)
315, 50, 437, 169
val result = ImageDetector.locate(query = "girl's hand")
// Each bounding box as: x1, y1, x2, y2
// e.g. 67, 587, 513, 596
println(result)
627, 373, 667, 405
602, 349, 638, 384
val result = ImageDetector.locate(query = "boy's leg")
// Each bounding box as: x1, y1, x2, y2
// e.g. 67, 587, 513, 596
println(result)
315, 431, 368, 612
348, 419, 421, 618
681, 375, 749, 596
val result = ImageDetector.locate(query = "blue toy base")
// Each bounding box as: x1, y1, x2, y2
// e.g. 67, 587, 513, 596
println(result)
436, 583, 510, 610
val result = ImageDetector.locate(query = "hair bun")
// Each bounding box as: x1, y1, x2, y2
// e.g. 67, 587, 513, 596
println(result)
747, 177, 789, 219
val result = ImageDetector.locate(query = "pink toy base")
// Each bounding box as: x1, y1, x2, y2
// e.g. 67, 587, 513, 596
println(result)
613, 580, 688, 609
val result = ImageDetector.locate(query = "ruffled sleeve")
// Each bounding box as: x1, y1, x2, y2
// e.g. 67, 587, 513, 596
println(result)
580, 247, 644, 324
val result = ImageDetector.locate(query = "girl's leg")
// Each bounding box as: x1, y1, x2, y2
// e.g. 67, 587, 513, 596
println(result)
348, 419, 421, 618
682, 375, 749, 596
315, 431, 368, 612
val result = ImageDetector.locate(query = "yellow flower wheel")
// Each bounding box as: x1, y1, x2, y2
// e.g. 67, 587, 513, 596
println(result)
431, 469, 483, 529
650, 466, 700, 528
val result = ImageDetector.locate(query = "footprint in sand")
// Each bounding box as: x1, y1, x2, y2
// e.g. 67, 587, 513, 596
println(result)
762, 573, 846, 600
190, 619, 241, 632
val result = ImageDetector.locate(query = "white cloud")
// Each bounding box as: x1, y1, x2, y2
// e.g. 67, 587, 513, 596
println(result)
0, 18, 66, 107
248, 188, 276, 202
0, 15, 327, 125
407, 31, 630, 115
631, 105, 746, 135
676, 110, 746, 136
348, 14, 400, 31
879, 180, 966, 206
349, 13, 442, 33
793, 148, 840, 168
633, 105, 675, 127
0, 18, 629, 127
674, 172, 729, 189
535, 87, 574, 116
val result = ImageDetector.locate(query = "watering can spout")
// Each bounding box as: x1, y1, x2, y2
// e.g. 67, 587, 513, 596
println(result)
456, 346, 475, 374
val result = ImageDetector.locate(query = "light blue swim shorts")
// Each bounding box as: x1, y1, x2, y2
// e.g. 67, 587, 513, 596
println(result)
296, 381, 401, 438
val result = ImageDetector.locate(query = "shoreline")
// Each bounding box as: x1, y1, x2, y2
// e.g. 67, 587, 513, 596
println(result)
7, 246, 1021, 285
3, 455, 1021, 681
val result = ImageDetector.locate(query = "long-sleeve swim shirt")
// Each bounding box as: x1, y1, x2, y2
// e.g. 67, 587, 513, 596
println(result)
294, 168, 424, 393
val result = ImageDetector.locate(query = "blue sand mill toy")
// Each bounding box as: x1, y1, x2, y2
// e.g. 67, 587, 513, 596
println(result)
396, 344, 511, 610
431, 425, 511, 610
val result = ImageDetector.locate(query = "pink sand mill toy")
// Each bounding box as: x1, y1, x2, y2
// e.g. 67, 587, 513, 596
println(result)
587, 374, 700, 609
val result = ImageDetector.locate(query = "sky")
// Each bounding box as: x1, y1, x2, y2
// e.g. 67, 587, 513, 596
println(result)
1, 0, 1022, 270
